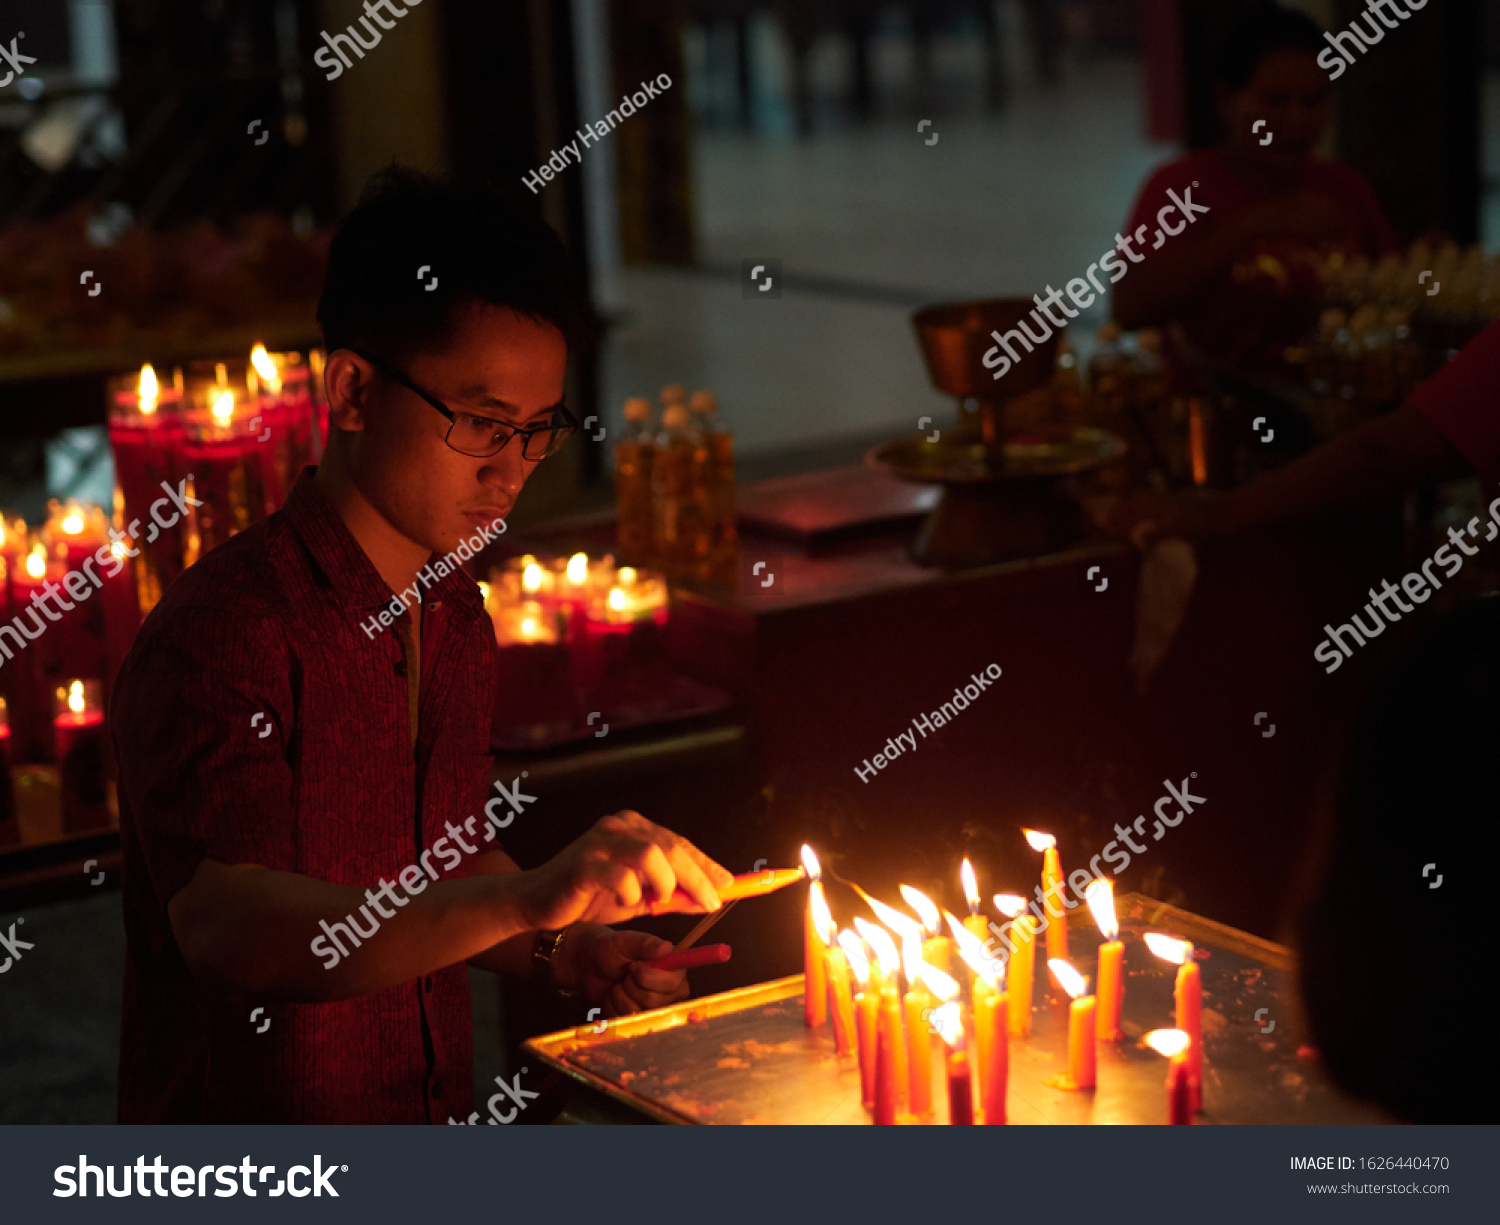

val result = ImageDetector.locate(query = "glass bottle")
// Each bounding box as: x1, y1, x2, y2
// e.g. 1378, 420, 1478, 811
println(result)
613, 396, 656, 566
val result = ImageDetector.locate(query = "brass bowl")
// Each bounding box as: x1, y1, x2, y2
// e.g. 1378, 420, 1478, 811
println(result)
912, 298, 1057, 400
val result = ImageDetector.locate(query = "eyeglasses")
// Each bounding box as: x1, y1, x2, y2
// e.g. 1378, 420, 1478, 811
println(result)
350, 349, 578, 460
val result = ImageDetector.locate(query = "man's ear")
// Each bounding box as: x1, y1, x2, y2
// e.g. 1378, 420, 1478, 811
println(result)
323, 350, 377, 432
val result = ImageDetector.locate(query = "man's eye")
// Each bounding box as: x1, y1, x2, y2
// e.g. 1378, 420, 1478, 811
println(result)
460, 414, 503, 434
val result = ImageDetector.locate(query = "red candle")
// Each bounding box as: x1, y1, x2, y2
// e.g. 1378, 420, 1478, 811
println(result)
946, 1048, 974, 1126
1147, 934, 1203, 1115
181, 362, 277, 555
54, 679, 107, 831
249, 344, 317, 509
947, 910, 1008, 1125
1146, 1029, 1193, 1125
108, 364, 185, 611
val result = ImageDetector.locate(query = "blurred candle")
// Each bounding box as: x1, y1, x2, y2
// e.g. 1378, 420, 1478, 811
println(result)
1024, 829, 1069, 989
994, 894, 1036, 1037
839, 931, 878, 1108
901, 884, 951, 975
1146, 1029, 1193, 1125
960, 859, 989, 946
948, 911, 1008, 1125
1048, 959, 1096, 1090
1147, 934, 1202, 1114
107, 363, 184, 611
1085, 878, 1125, 1041
902, 936, 935, 1118
802, 847, 826, 1027
812, 889, 854, 1055
930, 1000, 972, 1125
860, 921, 907, 1116
54, 679, 106, 831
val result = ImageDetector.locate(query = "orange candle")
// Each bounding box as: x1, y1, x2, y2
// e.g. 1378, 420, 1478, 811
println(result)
821, 918, 857, 1057
900, 885, 951, 976
960, 859, 989, 948
1047, 960, 1096, 1091
1146, 1029, 1193, 1125
1085, 878, 1124, 1041
994, 894, 1036, 1037
857, 920, 908, 1116
877, 987, 908, 1119
839, 931, 878, 1108
1025, 830, 1069, 989
903, 986, 934, 1118
1147, 934, 1202, 1115
947, 911, 1008, 1124
802, 847, 826, 1027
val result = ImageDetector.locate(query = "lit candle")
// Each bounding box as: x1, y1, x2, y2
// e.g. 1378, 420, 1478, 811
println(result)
839, 931, 879, 1108
107, 363, 185, 611
53, 679, 107, 831
1146, 933, 1202, 1115
960, 859, 989, 946
994, 894, 1036, 1037
1146, 1028, 1193, 1125
1024, 829, 1069, 990
948, 911, 1008, 1125
901, 884, 952, 975
802, 846, 827, 1027
248, 344, 318, 506
1047, 959, 1096, 1091
902, 935, 935, 1119
494, 600, 560, 646
929, 1000, 972, 1125
1085, 878, 1124, 1042
859, 920, 907, 1117
811, 886, 854, 1055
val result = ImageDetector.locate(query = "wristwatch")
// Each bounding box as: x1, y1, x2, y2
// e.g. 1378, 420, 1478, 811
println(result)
531, 926, 582, 999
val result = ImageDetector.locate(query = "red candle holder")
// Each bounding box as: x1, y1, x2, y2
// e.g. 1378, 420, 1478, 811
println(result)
107, 365, 185, 614
572, 570, 670, 702
249, 344, 318, 511
54, 678, 108, 832
181, 361, 279, 556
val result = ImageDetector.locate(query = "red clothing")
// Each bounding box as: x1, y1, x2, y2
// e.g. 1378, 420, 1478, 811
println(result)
1125, 149, 1399, 376
112, 467, 498, 1123
1411, 318, 1500, 482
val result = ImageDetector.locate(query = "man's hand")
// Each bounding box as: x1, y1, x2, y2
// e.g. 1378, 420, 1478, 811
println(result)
1083, 489, 1226, 550
557, 925, 689, 1016
517, 810, 732, 931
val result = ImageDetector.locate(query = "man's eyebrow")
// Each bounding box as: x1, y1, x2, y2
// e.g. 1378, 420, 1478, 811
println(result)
455, 388, 565, 417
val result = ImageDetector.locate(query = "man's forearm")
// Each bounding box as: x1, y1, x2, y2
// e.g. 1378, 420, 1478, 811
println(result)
169, 858, 535, 1004
464, 848, 537, 978
1217, 402, 1468, 535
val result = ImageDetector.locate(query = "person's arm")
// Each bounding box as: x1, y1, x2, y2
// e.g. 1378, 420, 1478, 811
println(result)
168, 810, 731, 1006
1093, 401, 1469, 546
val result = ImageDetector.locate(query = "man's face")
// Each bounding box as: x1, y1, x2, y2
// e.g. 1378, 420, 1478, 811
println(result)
1221, 49, 1331, 169
339, 302, 567, 556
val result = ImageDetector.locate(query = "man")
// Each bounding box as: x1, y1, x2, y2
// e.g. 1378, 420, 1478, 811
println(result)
111, 167, 732, 1124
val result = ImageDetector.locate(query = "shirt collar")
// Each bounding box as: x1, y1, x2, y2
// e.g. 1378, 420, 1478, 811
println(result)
281, 466, 484, 618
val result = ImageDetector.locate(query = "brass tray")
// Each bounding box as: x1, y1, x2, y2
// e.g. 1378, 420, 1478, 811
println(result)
867, 424, 1127, 485
524, 893, 1386, 1125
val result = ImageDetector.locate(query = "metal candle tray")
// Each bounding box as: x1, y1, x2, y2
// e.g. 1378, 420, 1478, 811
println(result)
523, 894, 1388, 1125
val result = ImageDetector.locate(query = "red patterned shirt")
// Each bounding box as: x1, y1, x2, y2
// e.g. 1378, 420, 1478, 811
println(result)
112, 467, 497, 1123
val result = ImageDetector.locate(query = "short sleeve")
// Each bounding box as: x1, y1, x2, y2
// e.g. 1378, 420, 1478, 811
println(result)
111, 605, 298, 906
1409, 318, 1500, 481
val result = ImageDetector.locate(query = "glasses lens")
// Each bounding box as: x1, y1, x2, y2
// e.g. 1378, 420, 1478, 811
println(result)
521, 418, 573, 461
448, 414, 507, 457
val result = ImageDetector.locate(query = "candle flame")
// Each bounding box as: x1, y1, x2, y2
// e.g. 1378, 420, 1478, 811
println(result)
211, 388, 235, 423
249, 343, 282, 392
522, 563, 544, 592
1022, 828, 1056, 852
566, 552, 588, 584
800, 845, 820, 882
945, 911, 1001, 990
1145, 1028, 1190, 1058
1085, 878, 1118, 941
67, 680, 85, 714
915, 962, 959, 1002
930, 1000, 964, 1048
618, 566, 637, 584
993, 893, 1026, 919
520, 617, 538, 638
61, 511, 83, 535
853, 918, 899, 978
607, 587, 626, 611
862, 893, 922, 940
25, 547, 45, 579
138, 364, 159, 414
1049, 959, 1088, 999
809, 881, 834, 947
961, 858, 980, 912
838, 930, 870, 984
899, 885, 940, 935
902, 934, 924, 985
477, 580, 491, 602
1144, 933, 1193, 965
110, 541, 126, 560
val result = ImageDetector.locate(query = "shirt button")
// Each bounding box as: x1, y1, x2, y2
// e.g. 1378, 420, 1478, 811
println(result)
394, 660, 407, 677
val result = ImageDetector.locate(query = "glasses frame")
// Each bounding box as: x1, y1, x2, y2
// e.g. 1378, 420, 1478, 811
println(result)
349, 349, 579, 460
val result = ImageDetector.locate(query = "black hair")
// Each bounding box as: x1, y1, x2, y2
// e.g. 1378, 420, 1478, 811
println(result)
316, 164, 596, 363
1295, 596, 1500, 1123
1216, 3, 1329, 92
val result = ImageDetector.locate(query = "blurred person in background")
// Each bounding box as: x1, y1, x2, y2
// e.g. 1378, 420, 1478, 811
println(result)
1113, 2, 1398, 382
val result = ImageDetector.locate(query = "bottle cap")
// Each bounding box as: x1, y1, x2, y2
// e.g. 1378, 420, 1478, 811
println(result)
661, 384, 686, 406
689, 390, 717, 414
623, 397, 651, 421
663, 405, 690, 429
